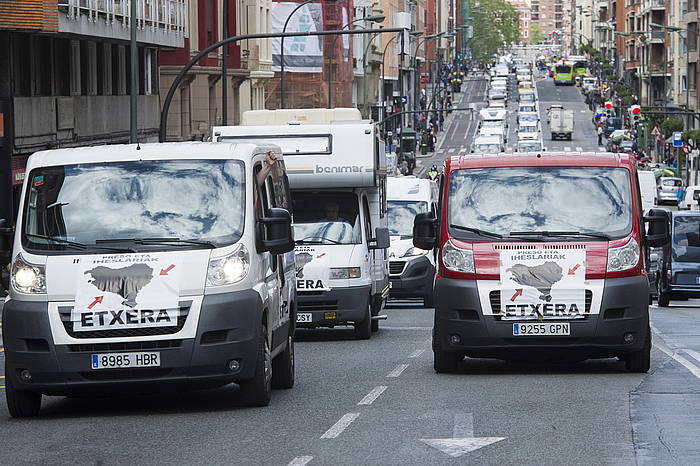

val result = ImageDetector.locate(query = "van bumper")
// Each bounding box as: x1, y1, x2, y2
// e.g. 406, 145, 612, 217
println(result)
433, 276, 649, 360
1, 290, 264, 396
389, 256, 435, 299
296, 285, 371, 328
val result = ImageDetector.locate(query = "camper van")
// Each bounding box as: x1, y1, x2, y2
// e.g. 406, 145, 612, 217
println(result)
0, 143, 297, 417
387, 177, 439, 306
213, 108, 390, 339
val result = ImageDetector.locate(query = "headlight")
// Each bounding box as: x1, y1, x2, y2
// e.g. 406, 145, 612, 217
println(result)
607, 237, 640, 272
441, 240, 475, 273
329, 267, 361, 279
11, 254, 46, 294
207, 244, 250, 286
402, 247, 429, 258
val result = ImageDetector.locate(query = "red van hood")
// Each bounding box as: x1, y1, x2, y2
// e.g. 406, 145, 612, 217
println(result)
472, 241, 608, 280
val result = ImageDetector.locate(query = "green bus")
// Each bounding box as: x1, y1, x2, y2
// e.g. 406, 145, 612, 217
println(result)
553, 63, 574, 85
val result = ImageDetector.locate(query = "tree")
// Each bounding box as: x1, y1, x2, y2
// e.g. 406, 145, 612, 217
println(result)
529, 24, 545, 45
470, 0, 521, 63
661, 118, 684, 138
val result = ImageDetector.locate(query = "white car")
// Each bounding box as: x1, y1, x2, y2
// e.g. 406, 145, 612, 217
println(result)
478, 125, 507, 144
517, 121, 540, 140
471, 135, 504, 154
488, 101, 506, 109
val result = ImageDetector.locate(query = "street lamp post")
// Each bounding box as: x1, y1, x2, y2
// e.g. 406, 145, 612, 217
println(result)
380, 34, 399, 133
279, 0, 315, 109
328, 14, 385, 109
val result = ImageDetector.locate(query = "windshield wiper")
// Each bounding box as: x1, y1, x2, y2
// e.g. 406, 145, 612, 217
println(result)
96, 237, 218, 249
509, 231, 612, 240
449, 224, 503, 239
296, 236, 342, 245
25, 233, 137, 253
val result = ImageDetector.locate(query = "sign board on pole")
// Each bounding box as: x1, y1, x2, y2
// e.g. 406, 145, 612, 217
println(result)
651, 125, 661, 137
673, 132, 683, 148
401, 96, 407, 105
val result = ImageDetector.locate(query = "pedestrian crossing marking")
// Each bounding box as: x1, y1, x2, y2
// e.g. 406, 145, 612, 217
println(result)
564, 146, 571, 151
599, 146, 606, 151
575, 147, 583, 151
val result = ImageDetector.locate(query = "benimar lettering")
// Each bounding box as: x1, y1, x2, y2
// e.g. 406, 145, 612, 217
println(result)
315, 165, 364, 174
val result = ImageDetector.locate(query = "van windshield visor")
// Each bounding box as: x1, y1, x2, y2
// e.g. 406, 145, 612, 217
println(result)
293, 192, 361, 245
388, 201, 428, 237
672, 216, 700, 262
23, 160, 245, 251
219, 135, 331, 156
449, 167, 632, 240
475, 144, 501, 153
518, 143, 542, 151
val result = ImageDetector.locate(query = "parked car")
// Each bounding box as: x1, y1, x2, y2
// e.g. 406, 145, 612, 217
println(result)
657, 177, 684, 205
657, 211, 700, 306
679, 185, 700, 210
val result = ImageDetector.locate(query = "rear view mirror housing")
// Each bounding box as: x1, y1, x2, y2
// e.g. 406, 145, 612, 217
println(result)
369, 227, 390, 250
258, 208, 295, 255
644, 209, 671, 248
413, 212, 437, 250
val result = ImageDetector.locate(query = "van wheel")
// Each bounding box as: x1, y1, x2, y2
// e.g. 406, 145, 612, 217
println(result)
371, 319, 379, 332
354, 301, 372, 340
238, 325, 272, 407
271, 334, 295, 389
658, 290, 670, 307
624, 328, 651, 373
5, 368, 42, 418
434, 347, 461, 373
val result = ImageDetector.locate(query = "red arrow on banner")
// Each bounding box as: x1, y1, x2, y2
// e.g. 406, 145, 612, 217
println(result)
88, 296, 103, 309
160, 264, 175, 275
568, 264, 581, 275
510, 289, 523, 302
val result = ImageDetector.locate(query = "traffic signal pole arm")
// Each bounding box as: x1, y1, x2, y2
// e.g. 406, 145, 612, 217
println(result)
159, 27, 406, 142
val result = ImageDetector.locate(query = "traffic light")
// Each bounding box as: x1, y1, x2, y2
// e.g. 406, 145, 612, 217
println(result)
604, 101, 613, 110
630, 105, 641, 115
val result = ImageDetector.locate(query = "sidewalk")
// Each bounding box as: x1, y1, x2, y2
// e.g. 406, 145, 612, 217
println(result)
417, 90, 465, 160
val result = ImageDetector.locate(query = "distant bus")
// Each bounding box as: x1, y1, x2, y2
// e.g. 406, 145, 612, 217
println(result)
572, 60, 588, 77
553, 64, 574, 85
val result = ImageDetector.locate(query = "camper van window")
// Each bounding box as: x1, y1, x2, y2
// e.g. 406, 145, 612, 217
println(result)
220, 135, 332, 156
292, 192, 361, 245
388, 200, 428, 237
362, 196, 373, 241
22, 159, 246, 251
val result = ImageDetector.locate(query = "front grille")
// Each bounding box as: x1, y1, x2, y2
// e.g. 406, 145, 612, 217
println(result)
490, 290, 593, 320
389, 261, 406, 275
298, 300, 339, 312
79, 368, 172, 381
59, 301, 191, 339
68, 340, 183, 353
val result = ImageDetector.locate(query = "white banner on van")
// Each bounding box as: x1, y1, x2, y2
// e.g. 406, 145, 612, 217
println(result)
72, 253, 181, 331
295, 246, 330, 291
499, 247, 586, 319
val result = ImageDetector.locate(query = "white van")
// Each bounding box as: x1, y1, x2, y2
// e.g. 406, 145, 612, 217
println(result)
517, 120, 540, 140
387, 177, 438, 306
471, 135, 504, 154
0, 142, 297, 417
478, 125, 507, 144
214, 108, 390, 339
679, 185, 700, 210
637, 170, 658, 212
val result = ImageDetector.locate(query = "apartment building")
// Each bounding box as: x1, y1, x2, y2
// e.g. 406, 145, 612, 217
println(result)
532, 0, 573, 46
508, 0, 531, 45
0, 0, 185, 221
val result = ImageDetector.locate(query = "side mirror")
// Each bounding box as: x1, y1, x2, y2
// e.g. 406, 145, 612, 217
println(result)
0, 218, 13, 267
413, 212, 437, 250
258, 208, 294, 255
369, 227, 390, 250
644, 208, 670, 248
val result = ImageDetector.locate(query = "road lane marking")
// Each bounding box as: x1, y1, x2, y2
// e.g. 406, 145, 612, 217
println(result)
563, 146, 571, 151
357, 386, 387, 405
684, 349, 700, 366
287, 456, 313, 466
575, 147, 583, 151
409, 349, 425, 358
320, 413, 360, 439
386, 364, 409, 378
654, 339, 700, 380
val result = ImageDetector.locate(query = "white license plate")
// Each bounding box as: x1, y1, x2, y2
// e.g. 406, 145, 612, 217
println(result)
513, 322, 570, 336
296, 313, 313, 323
91, 352, 160, 370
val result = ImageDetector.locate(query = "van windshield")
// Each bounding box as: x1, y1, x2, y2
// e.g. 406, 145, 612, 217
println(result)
23, 160, 246, 251
449, 167, 633, 240
672, 216, 700, 262
388, 201, 428, 237
293, 192, 361, 245
474, 144, 501, 153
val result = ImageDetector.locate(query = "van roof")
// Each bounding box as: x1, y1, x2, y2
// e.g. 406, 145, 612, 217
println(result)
25, 142, 272, 170
447, 152, 635, 171
474, 135, 503, 143
387, 176, 435, 200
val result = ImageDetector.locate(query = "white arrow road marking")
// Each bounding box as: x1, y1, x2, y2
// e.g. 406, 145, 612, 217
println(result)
575, 147, 583, 151
409, 349, 425, 358
386, 363, 409, 378
357, 386, 387, 405
320, 413, 360, 439
287, 456, 313, 466
564, 146, 572, 151
421, 413, 506, 458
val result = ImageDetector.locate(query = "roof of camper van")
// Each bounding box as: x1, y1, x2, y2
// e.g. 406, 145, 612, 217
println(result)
241, 108, 362, 125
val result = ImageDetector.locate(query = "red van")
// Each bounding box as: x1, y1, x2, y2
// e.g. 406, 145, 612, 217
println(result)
413, 152, 670, 373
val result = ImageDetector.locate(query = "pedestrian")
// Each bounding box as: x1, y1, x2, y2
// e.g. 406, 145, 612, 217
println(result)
597, 125, 604, 146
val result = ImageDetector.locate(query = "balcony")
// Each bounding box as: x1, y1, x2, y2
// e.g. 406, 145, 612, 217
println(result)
648, 30, 665, 43
641, 0, 666, 13
58, 0, 186, 48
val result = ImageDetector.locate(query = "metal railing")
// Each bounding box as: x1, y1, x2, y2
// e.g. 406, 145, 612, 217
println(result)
58, 0, 186, 34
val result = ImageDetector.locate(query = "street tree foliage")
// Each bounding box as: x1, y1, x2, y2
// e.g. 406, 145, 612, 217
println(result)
661, 118, 684, 138
471, 0, 520, 62
528, 24, 545, 45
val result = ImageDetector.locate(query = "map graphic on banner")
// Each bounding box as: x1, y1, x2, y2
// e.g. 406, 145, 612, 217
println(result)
272, 2, 324, 73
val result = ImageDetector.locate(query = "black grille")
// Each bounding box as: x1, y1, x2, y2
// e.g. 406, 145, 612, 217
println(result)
59, 302, 191, 339
389, 261, 406, 275
79, 368, 172, 381
489, 290, 593, 320
68, 340, 183, 353
298, 300, 339, 312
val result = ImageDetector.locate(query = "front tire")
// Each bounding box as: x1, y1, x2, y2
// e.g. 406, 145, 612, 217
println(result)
423, 293, 435, 308
5, 367, 42, 418
625, 328, 651, 373
658, 284, 670, 307
271, 334, 295, 389
238, 325, 272, 407
354, 301, 372, 340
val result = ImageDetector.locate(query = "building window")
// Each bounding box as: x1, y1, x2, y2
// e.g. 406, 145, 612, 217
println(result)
70, 40, 81, 96
689, 62, 697, 89
32, 36, 52, 96
689, 23, 698, 52
54, 39, 71, 96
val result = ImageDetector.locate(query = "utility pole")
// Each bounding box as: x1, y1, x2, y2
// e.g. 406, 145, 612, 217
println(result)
222, 0, 228, 125
130, 0, 138, 143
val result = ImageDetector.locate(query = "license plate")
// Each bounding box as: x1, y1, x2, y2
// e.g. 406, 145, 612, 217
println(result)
296, 313, 313, 323
513, 322, 570, 336
91, 352, 160, 370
